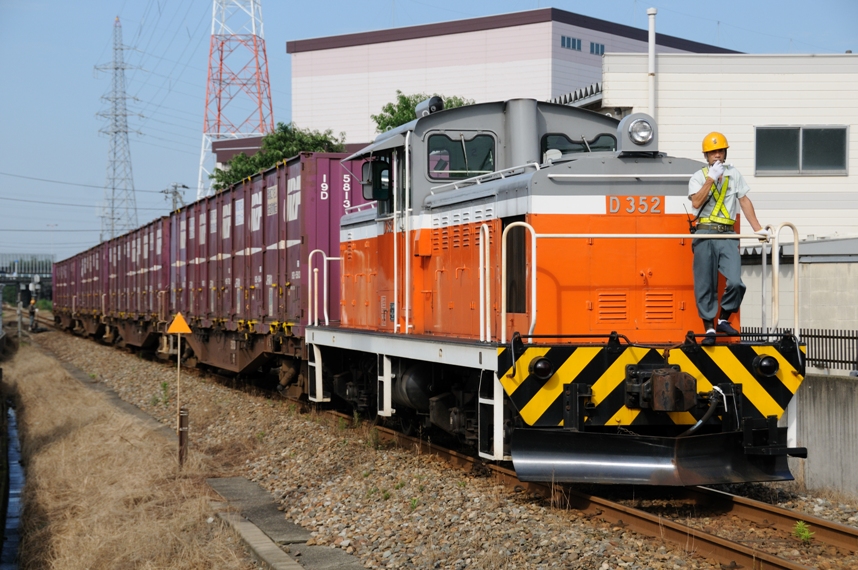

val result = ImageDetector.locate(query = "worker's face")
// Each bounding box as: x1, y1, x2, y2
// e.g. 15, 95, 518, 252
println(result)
705, 149, 727, 165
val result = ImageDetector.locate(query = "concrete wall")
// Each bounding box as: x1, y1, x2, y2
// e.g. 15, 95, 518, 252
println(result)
741, 261, 858, 331
602, 53, 858, 241
787, 375, 858, 498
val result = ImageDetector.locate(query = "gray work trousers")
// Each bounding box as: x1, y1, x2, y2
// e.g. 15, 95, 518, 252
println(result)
692, 230, 746, 321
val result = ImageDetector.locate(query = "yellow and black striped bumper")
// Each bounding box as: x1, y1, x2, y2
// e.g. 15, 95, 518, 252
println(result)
496, 343, 805, 428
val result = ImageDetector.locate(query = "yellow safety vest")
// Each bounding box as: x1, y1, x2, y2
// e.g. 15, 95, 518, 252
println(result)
699, 166, 734, 225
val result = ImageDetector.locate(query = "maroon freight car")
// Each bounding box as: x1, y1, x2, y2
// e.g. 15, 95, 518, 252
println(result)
53, 152, 366, 378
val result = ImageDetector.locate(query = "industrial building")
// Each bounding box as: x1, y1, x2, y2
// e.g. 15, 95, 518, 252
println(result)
287, 7, 735, 143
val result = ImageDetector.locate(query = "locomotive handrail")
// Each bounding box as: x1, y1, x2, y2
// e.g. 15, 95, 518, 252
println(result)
430, 162, 541, 194
479, 224, 491, 342
344, 201, 377, 215
500, 227, 799, 344
547, 174, 692, 179
501, 222, 538, 344
307, 249, 341, 326
771, 222, 800, 337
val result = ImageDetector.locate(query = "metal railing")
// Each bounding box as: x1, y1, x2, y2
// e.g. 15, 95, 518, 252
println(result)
430, 162, 542, 194
744, 327, 858, 371
500, 222, 799, 344
307, 249, 342, 326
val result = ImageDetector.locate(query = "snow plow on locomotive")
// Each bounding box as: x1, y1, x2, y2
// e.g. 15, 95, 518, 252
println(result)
52, 97, 807, 486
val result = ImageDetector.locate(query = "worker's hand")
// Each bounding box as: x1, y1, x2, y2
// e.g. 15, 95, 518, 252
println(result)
754, 228, 772, 241
707, 161, 724, 183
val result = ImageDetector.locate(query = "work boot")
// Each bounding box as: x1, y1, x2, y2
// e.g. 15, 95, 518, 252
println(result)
717, 320, 739, 336
701, 328, 717, 346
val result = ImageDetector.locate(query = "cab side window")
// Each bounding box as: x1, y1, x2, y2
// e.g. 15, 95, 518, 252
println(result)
428, 134, 495, 180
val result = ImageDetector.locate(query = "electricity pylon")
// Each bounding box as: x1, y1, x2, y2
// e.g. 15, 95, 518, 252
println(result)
197, 0, 275, 199
96, 16, 139, 241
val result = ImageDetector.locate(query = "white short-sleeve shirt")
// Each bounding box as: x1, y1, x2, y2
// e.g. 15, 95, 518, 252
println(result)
687, 164, 751, 220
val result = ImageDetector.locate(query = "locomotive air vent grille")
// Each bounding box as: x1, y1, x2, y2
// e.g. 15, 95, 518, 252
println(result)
462, 225, 471, 248
452, 213, 461, 225
433, 227, 448, 251
644, 292, 675, 321
461, 211, 471, 223
597, 292, 628, 322
452, 225, 461, 249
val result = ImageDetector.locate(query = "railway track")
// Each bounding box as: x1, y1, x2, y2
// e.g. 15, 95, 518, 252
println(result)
337, 411, 858, 570
13, 309, 857, 569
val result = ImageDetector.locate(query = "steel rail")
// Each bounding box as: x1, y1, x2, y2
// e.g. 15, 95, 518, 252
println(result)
684, 486, 858, 553
358, 419, 814, 570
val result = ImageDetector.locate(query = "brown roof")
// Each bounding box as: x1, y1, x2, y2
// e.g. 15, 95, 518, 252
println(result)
286, 8, 740, 55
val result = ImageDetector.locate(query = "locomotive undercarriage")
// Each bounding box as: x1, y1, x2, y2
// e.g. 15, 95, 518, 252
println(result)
315, 346, 491, 446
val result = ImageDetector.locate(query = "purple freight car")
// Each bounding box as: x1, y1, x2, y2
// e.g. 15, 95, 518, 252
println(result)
54, 152, 366, 378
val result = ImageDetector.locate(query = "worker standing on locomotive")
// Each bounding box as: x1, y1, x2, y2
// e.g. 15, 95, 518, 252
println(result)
688, 132, 769, 345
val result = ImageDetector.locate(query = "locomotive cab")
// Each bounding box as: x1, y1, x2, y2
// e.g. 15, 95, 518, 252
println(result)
305, 98, 807, 486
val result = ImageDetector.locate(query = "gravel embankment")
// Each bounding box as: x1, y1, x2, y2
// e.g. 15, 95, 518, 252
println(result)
34, 330, 858, 569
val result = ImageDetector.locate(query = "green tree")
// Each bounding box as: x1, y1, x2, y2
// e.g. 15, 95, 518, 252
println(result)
371, 90, 474, 133
210, 122, 345, 191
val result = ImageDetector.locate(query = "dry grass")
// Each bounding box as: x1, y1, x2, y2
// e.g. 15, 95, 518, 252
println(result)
1, 345, 256, 570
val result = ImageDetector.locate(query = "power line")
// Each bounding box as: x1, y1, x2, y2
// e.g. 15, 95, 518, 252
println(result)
0, 229, 101, 233
0, 171, 189, 194
0, 195, 169, 212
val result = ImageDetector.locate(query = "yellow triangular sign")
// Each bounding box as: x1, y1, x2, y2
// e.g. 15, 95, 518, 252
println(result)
167, 312, 192, 334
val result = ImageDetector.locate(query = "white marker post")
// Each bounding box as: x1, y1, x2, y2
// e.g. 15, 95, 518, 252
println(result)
167, 312, 192, 466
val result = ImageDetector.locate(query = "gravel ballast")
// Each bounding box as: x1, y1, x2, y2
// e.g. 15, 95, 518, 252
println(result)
34, 331, 858, 569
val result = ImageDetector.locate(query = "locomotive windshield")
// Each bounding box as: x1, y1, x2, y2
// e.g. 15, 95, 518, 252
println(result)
427, 133, 495, 179
541, 133, 616, 155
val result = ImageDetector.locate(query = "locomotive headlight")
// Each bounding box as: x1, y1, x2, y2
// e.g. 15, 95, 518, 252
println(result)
753, 355, 780, 377
628, 119, 654, 145
529, 357, 554, 380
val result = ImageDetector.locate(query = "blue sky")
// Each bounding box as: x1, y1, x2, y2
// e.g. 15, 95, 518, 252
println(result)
1, 0, 856, 259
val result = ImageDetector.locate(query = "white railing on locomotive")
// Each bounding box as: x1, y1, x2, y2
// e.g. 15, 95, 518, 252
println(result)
765, 222, 800, 336
307, 249, 342, 326
430, 162, 542, 194
344, 201, 377, 215
478, 224, 491, 343
500, 222, 800, 344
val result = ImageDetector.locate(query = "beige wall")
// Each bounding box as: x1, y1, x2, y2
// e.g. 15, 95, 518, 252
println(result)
292, 22, 554, 143
291, 21, 692, 143
602, 53, 858, 240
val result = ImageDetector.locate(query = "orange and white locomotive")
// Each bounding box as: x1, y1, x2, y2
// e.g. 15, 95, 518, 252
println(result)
305, 98, 806, 485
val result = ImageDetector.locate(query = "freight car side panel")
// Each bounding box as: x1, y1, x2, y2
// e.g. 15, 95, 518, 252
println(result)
248, 177, 266, 327
287, 154, 366, 335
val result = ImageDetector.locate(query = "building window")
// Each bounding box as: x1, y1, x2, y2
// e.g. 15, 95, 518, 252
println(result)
590, 42, 605, 55
561, 36, 581, 51
756, 126, 848, 175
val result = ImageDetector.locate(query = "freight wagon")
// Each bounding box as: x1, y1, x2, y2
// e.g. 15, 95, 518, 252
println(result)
53, 152, 366, 377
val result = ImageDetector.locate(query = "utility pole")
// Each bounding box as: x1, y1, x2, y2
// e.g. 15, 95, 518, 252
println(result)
161, 184, 189, 211
197, 0, 274, 199
96, 16, 139, 241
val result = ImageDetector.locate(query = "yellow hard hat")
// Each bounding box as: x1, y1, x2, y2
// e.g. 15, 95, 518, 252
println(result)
702, 132, 729, 153
30, 299, 35, 304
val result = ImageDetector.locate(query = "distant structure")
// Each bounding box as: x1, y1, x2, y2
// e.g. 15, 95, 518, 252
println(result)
198, 0, 275, 199
288, 7, 737, 143
96, 16, 138, 241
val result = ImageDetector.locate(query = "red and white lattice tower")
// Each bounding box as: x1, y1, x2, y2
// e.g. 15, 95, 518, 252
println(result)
197, 0, 274, 198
